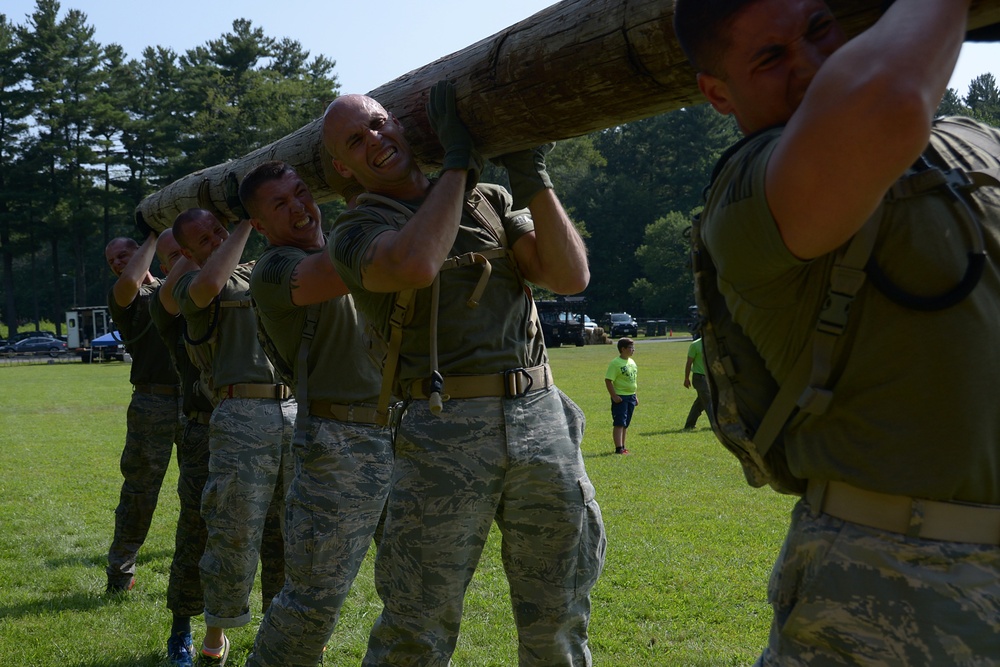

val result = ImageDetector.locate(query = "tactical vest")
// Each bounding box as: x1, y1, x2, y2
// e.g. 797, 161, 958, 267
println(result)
692, 116, 1000, 495
182, 278, 255, 408
355, 186, 540, 426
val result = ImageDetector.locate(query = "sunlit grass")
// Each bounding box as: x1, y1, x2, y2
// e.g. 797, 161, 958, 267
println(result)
0, 341, 796, 666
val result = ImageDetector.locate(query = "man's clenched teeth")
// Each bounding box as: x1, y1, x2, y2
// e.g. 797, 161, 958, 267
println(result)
374, 147, 397, 168
294, 216, 312, 230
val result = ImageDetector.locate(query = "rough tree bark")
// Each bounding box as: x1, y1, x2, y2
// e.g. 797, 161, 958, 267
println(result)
135, 0, 1000, 232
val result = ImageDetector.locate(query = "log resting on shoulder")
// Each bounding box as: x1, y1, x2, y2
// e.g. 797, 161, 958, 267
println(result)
135, 0, 1000, 233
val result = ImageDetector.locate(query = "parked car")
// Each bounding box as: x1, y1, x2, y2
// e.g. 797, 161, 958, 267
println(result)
583, 315, 598, 333
604, 312, 638, 338
7, 330, 58, 344
2, 336, 67, 357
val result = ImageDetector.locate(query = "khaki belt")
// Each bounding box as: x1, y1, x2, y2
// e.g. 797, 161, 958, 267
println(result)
133, 383, 180, 396
808, 480, 1000, 545
216, 383, 291, 401
408, 364, 552, 400
187, 411, 212, 425
308, 401, 380, 426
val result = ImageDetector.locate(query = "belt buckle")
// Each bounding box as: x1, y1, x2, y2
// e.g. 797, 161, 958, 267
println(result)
504, 367, 532, 399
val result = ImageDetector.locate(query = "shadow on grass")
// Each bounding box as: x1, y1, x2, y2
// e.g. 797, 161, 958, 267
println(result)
45, 546, 176, 570
70, 655, 169, 667
0, 547, 183, 621
0, 586, 145, 622
639, 426, 712, 436
586, 450, 627, 458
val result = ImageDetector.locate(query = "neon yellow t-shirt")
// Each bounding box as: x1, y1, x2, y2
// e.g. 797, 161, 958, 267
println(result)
605, 357, 637, 395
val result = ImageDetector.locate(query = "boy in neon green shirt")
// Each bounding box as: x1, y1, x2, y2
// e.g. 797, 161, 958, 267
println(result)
605, 337, 638, 454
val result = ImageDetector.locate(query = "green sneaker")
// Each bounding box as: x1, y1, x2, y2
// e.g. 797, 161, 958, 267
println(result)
197, 635, 229, 667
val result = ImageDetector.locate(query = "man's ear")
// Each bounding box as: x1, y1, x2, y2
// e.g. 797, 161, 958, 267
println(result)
697, 72, 734, 117
249, 217, 269, 242
332, 157, 353, 180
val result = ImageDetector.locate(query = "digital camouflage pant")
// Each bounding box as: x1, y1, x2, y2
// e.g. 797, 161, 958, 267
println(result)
167, 419, 210, 617
245, 416, 394, 667
200, 396, 295, 628
756, 498, 1000, 666
106, 391, 182, 588
364, 387, 607, 667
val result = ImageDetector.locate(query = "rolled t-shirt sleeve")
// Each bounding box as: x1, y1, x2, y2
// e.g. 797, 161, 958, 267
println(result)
329, 207, 401, 293
173, 271, 202, 320
703, 131, 805, 291
250, 246, 301, 320
491, 185, 534, 246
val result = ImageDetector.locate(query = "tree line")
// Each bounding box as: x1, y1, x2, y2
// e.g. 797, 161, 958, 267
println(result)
1, 0, 997, 335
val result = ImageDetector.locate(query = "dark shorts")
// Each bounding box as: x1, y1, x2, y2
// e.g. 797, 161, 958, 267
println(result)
611, 394, 637, 428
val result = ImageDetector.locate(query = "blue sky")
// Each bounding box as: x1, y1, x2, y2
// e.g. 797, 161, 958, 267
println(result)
3, 0, 998, 101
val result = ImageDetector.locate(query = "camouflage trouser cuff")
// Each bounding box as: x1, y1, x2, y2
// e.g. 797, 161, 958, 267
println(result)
203, 608, 252, 629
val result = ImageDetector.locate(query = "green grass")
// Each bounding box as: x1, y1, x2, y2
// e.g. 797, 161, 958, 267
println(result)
0, 340, 797, 666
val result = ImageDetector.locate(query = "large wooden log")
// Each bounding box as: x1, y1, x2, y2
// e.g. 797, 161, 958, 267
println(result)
135, 0, 1000, 232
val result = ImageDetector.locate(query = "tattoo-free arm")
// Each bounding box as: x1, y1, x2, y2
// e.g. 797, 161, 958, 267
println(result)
511, 189, 589, 295
768, 0, 971, 259
158, 256, 199, 316
359, 170, 468, 293
111, 232, 156, 308
188, 220, 253, 309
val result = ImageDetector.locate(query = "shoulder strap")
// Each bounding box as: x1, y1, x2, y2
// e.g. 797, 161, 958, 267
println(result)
750, 212, 881, 454
354, 192, 418, 426
293, 304, 321, 441
464, 187, 508, 248
752, 119, 1000, 454
357, 187, 513, 425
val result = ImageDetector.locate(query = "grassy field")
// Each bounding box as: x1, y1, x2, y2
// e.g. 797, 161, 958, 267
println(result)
0, 338, 798, 666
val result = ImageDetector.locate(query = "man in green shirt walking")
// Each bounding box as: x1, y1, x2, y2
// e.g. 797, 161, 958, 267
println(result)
683, 337, 712, 430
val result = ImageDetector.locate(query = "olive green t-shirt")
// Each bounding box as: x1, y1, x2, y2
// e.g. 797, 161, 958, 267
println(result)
330, 183, 546, 386
107, 280, 178, 386
250, 244, 381, 404
173, 263, 278, 388
149, 286, 214, 416
703, 118, 1000, 504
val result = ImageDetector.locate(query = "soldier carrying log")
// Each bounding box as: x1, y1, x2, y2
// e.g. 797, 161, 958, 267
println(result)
674, 0, 1000, 662
323, 81, 607, 666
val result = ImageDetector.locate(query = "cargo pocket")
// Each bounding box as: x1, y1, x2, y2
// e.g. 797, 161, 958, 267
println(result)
575, 476, 606, 595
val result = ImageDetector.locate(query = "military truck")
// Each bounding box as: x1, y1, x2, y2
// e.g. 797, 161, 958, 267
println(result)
535, 297, 587, 348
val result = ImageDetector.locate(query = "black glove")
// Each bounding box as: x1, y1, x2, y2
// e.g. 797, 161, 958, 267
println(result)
426, 80, 483, 189
492, 143, 555, 210
225, 172, 250, 220
134, 211, 155, 237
